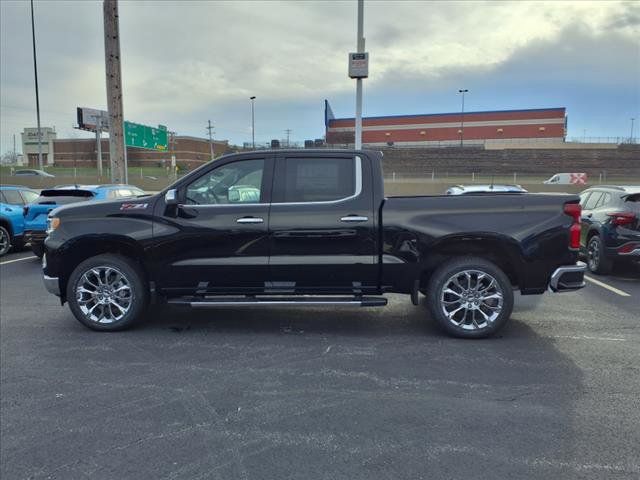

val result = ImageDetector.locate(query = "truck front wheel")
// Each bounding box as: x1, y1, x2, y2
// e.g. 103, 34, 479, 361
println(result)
425, 257, 514, 339
66, 254, 148, 331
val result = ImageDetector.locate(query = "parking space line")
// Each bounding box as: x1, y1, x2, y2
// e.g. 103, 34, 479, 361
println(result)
551, 335, 627, 342
0, 256, 37, 265
584, 275, 631, 297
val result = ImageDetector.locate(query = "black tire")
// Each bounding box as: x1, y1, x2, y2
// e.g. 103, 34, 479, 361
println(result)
66, 254, 148, 331
0, 225, 11, 257
425, 256, 514, 339
586, 235, 612, 275
31, 243, 44, 259
11, 237, 25, 252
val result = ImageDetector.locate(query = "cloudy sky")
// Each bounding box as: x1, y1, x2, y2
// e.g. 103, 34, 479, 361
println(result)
1, 0, 638, 152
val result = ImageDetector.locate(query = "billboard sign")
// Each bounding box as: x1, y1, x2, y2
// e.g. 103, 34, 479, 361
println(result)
124, 122, 168, 151
77, 107, 110, 131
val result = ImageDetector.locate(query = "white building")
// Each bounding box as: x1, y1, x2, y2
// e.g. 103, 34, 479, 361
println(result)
21, 127, 57, 166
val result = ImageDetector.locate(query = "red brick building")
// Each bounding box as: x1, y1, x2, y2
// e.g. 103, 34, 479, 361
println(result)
324, 101, 567, 147
51, 136, 230, 169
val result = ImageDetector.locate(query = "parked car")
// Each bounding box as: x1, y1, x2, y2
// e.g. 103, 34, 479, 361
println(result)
42, 150, 585, 338
14, 169, 55, 178
579, 185, 640, 274
0, 185, 39, 256
543, 173, 587, 185
24, 184, 146, 257
445, 184, 528, 195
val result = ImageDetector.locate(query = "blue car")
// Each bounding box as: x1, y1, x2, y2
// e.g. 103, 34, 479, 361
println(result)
0, 185, 40, 256
24, 184, 146, 257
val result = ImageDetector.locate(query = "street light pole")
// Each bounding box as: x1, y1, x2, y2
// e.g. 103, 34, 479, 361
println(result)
250, 96, 256, 149
458, 89, 468, 147
354, 0, 364, 150
631, 118, 636, 144
30, 0, 43, 169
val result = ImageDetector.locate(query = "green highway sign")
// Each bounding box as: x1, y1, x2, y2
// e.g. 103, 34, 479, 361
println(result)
124, 122, 168, 151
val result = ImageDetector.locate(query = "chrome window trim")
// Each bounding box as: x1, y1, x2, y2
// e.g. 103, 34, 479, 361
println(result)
177, 156, 363, 208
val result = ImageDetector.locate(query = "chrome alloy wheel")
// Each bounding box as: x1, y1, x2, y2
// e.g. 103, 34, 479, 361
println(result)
75, 266, 132, 323
440, 269, 504, 330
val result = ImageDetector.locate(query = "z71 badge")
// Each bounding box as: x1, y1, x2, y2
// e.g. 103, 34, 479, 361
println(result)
120, 203, 148, 211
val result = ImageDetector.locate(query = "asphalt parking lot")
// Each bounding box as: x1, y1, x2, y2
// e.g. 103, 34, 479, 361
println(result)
1, 251, 639, 479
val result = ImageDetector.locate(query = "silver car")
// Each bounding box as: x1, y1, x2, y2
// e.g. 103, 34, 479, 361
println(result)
445, 184, 528, 195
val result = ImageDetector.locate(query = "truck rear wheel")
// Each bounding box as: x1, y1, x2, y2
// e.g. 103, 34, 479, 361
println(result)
66, 254, 148, 331
425, 256, 514, 339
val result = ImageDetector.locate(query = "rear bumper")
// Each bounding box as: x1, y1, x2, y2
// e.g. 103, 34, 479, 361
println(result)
549, 262, 586, 292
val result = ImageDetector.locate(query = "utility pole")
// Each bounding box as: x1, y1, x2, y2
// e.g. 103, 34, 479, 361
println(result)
631, 118, 636, 144
104, 0, 127, 183
284, 129, 292, 147
30, 0, 43, 169
206, 120, 215, 160
12, 134, 16, 163
354, 0, 364, 150
458, 89, 468, 147
249, 96, 256, 149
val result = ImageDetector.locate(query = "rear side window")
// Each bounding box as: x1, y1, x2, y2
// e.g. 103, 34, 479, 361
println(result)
2, 190, 24, 205
583, 192, 603, 210
276, 157, 356, 203
595, 192, 612, 208
625, 194, 640, 213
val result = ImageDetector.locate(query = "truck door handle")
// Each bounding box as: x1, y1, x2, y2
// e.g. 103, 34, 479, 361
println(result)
236, 217, 264, 224
340, 215, 368, 223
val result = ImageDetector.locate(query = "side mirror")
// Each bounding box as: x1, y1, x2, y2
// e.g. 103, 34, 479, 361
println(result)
165, 188, 178, 205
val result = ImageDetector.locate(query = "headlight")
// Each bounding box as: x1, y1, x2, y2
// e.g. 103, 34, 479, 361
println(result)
46, 217, 60, 235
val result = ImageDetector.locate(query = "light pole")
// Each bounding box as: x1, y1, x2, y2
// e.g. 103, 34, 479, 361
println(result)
250, 96, 256, 149
631, 118, 636, 144
458, 89, 468, 147
354, 0, 364, 150
30, 0, 43, 169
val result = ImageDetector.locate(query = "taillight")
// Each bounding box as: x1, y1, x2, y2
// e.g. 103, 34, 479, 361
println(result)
607, 211, 636, 227
564, 202, 581, 250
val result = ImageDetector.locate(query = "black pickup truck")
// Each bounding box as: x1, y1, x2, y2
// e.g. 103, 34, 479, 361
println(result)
43, 150, 585, 338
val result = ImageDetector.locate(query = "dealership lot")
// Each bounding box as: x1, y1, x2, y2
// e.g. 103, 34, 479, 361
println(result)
1, 252, 639, 479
